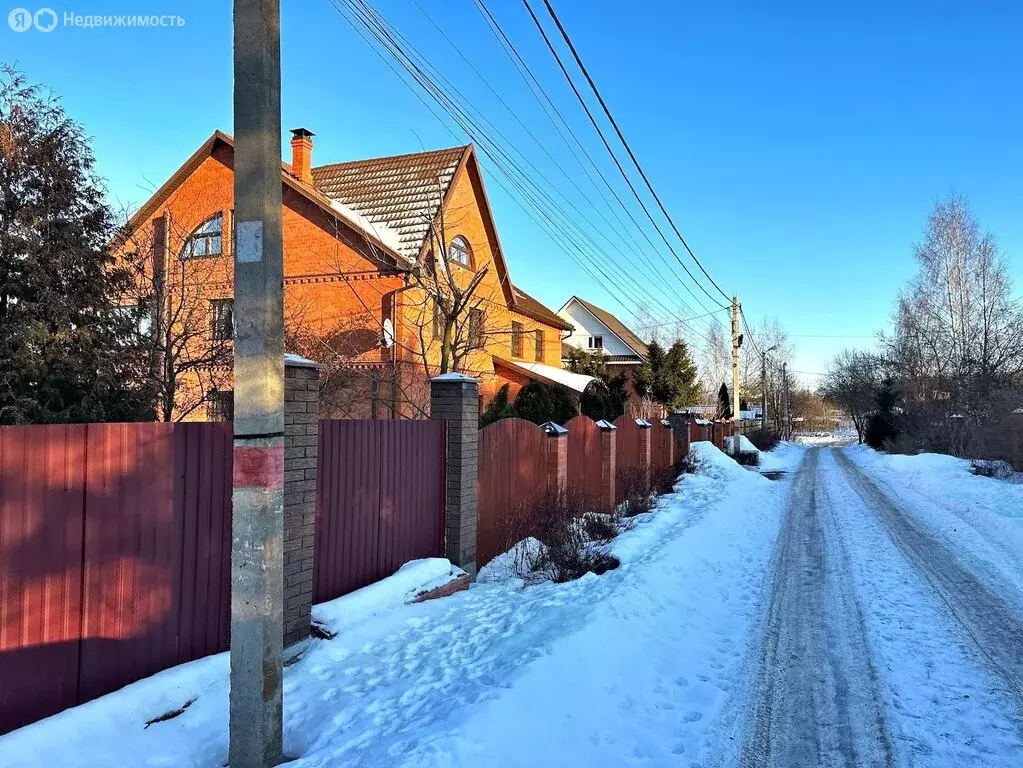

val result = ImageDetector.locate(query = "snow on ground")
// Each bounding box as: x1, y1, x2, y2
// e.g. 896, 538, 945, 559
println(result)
722, 435, 803, 474
313, 558, 466, 636
844, 444, 1023, 616
817, 449, 1023, 766
794, 430, 858, 446
0, 443, 788, 768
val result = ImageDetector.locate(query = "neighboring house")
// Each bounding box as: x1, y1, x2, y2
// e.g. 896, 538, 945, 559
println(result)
113, 128, 572, 420
557, 296, 656, 418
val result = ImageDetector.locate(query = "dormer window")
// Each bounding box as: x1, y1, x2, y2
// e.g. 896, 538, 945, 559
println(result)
181, 213, 223, 259
448, 236, 472, 268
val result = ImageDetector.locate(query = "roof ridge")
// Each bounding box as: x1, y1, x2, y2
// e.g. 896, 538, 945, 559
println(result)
311, 144, 469, 172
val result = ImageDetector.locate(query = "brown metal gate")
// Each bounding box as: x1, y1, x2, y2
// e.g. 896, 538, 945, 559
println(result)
313, 420, 446, 603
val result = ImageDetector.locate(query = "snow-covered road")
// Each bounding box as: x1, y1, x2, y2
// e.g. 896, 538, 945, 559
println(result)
732, 447, 1023, 768
4, 443, 1023, 767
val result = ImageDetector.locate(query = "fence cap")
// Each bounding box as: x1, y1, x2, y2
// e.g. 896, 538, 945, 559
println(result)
540, 421, 568, 436
284, 352, 324, 369
429, 372, 479, 383
595, 419, 617, 431
635, 418, 652, 428
660, 419, 672, 427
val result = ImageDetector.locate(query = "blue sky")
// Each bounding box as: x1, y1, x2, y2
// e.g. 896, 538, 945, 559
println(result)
4, 0, 1021, 384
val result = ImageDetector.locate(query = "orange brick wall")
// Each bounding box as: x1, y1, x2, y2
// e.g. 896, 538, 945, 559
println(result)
115, 142, 567, 420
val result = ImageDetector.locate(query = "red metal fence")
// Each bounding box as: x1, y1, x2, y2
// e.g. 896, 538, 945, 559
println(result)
477, 418, 551, 568
650, 423, 674, 475
313, 420, 445, 603
0, 422, 232, 734
565, 415, 603, 510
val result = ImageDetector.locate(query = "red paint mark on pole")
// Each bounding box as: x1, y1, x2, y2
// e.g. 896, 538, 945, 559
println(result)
233, 445, 285, 489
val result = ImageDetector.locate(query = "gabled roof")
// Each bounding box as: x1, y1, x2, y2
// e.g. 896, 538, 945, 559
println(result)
513, 286, 574, 331
311, 146, 467, 260
561, 296, 649, 358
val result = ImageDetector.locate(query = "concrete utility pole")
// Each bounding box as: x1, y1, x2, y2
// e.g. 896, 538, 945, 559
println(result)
731, 296, 741, 435
230, 1, 285, 766
782, 362, 790, 440
760, 355, 767, 432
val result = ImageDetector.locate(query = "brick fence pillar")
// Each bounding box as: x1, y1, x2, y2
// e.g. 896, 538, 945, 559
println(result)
283, 355, 322, 647
637, 419, 652, 487
596, 419, 616, 511
430, 373, 479, 577
541, 422, 568, 492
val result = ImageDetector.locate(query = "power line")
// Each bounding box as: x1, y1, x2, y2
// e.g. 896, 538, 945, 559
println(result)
532, 0, 731, 303
330, 0, 725, 347
516, 0, 724, 312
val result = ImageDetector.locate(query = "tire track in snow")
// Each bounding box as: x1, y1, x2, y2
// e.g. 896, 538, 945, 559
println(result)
833, 450, 1023, 711
740, 448, 895, 768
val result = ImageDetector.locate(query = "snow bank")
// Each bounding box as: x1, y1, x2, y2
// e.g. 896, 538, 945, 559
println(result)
313, 558, 466, 636
844, 444, 1023, 614
723, 434, 759, 455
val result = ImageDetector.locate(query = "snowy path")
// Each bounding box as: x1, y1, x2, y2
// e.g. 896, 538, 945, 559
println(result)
738, 449, 895, 768
732, 447, 1023, 767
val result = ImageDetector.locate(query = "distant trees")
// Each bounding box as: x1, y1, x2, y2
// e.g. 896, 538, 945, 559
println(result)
636, 340, 700, 412
826, 194, 1023, 463
0, 65, 154, 424
822, 350, 881, 443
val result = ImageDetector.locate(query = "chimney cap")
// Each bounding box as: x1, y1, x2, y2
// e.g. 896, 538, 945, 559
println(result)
290, 127, 315, 140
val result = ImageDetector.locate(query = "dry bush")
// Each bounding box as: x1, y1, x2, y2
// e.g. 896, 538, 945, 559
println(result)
616, 465, 653, 517
677, 451, 703, 475
651, 465, 679, 496
745, 429, 781, 452
735, 451, 761, 467
502, 487, 620, 584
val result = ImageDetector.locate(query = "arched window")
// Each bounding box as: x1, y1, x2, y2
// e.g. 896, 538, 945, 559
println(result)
181, 213, 223, 259
447, 235, 472, 268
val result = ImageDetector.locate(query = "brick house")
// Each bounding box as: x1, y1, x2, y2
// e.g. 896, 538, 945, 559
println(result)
114, 129, 573, 420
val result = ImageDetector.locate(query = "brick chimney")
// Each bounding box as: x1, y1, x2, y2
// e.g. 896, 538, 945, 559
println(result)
290, 128, 314, 183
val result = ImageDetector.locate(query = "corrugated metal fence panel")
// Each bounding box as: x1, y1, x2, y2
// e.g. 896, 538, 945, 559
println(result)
78, 422, 175, 703
476, 418, 548, 568
314, 420, 445, 604
172, 423, 233, 665
651, 426, 673, 474
0, 421, 234, 735
612, 416, 643, 469
0, 425, 87, 734
565, 416, 602, 510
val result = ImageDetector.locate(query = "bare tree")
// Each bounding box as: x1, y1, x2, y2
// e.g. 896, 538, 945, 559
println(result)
700, 319, 731, 403
883, 193, 1023, 422
116, 210, 234, 421
822, 349, 881, 443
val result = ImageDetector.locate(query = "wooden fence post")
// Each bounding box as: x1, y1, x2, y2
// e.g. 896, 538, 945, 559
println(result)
541, 422, 568, 493
596, 419, 616, 512
283, 355, 322, 647
430, 373, 479, 577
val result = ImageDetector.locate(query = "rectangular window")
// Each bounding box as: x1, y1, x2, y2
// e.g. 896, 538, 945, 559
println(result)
468, 308, 484, 350
588, 335, 603, 350
211, 298, 234, 341
511, 321, 524, 358
209, 390, 234, 422
534, 329, 543, 362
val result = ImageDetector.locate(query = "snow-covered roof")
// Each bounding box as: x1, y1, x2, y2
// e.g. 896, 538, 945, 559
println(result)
495, 358, 597, 395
